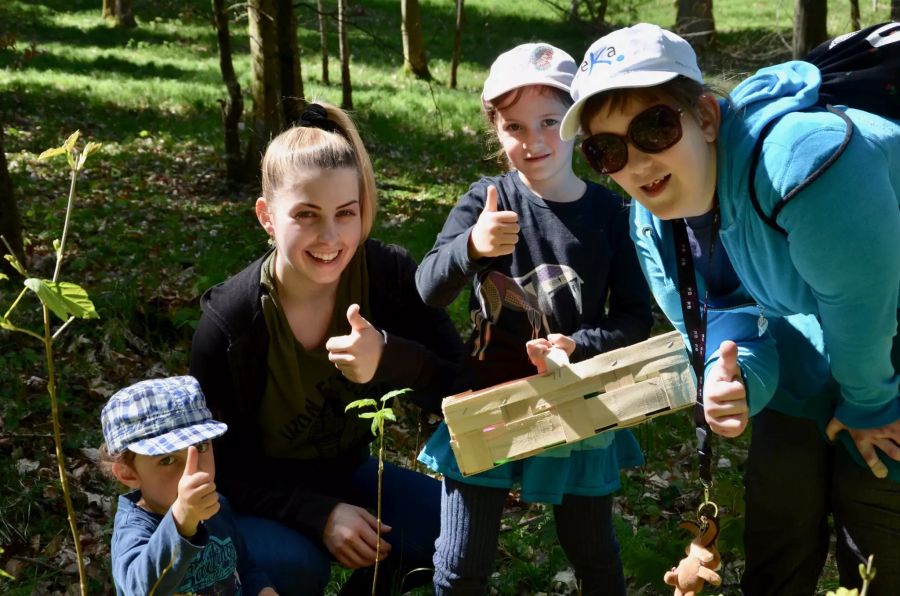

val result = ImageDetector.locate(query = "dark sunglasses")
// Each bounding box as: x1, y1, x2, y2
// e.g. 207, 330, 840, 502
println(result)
581, 104, 684, 175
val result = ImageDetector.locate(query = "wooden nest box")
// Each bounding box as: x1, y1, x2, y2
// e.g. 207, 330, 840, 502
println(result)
442, 331, 696, 476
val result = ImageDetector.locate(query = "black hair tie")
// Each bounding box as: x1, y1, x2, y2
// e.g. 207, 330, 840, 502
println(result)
298, 103, 338, 133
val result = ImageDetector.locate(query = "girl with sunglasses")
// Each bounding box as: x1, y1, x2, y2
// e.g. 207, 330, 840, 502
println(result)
414, 42, 653, 594
561, 23, 900, 594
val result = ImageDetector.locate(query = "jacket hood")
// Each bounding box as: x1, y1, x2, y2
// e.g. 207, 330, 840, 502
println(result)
716, 61, 823, 224
726, 60, 822, 136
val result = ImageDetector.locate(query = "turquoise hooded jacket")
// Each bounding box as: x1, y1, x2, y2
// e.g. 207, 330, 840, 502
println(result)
631, 61, 900, 480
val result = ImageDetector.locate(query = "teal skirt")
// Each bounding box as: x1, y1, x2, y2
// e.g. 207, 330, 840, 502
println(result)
418, 422, 644, 505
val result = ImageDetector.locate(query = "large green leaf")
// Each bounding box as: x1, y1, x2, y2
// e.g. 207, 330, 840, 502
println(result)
381, 388, 411, 402
23, 279, 99, 322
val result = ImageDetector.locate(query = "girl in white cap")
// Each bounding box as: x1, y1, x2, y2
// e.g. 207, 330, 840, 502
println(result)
564, 22, 900, 595
415, 42, 653, 594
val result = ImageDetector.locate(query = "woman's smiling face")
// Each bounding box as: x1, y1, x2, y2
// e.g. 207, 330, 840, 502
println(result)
257, 166, 362, 290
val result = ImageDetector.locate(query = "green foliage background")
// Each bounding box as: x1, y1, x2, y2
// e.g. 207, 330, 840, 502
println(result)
0, 0, 891, 593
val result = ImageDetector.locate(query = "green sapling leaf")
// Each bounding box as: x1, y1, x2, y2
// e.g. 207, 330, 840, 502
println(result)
382, 409, 396, 422
381, 388, 411, 402
4, 254, 27, 276
345, 398, 378, 412
0, 272, 7, 281
37, 145, 67, 161
76, 141, 102, 170
23, 279, 99, 322
358, 412, 376, 419
371, 417, 380, 436
63, 130, 80, 152
53, 238, 61, 253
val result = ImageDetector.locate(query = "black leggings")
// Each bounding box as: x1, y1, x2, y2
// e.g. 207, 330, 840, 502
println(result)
432, 477, 626, 595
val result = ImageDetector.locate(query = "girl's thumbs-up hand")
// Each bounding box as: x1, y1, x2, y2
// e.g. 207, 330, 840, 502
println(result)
326, 303, 384, 383
468, 185, 520, 259
172, 444, 220, 538
703, 340, 749, 438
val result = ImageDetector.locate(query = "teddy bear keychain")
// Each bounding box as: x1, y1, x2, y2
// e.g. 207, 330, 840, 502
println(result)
663, 501, 723, 596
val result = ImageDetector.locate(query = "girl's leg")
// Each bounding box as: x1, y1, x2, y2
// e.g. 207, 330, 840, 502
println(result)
832, 445, 900, 596
741, 409, 829, 596
433, 477, 508, 595
235, 514, 332, 596
345, 457, 441, 594
553, 493, 625, 596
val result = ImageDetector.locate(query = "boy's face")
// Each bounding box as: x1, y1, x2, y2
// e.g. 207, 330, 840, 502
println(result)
113, 441, 215, 516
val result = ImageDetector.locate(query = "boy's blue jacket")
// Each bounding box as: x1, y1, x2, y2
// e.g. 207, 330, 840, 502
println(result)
111, 492, 271, 595
630, 61, 900, 480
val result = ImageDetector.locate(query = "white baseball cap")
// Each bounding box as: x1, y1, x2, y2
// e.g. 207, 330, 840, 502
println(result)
560, 24, 703, 140
482, 43, 577, 102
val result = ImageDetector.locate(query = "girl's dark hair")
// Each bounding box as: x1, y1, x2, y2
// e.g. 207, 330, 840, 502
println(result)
579, 76, 724, 133
482, 85, 575, 167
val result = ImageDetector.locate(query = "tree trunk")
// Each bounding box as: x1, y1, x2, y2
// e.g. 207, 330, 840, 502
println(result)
449, 0, 464, 89
211, 0, 247, 186
102, 0, 115, 19
0, 125, 24, 276
849, 0, 860, 30
892, 0, 899, 21
276, 0, 304, 125
793, 0, 828, 59
676, 0, 715, 48
317, 0, 329, 85
114, 0, 136, 28
338, 0, 352, 109
401, 0, 431, 79
246, 0, 282, 173
569, 0, 579, 21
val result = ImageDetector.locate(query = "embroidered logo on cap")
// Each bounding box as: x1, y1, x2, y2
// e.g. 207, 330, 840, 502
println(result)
530, 45, 555, 71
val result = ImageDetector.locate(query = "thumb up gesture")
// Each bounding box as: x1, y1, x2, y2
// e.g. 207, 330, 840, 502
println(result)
171, 444, 220, 538
326, 304, 384, 384
468, 186, 519, 259
703, 340, 749, 438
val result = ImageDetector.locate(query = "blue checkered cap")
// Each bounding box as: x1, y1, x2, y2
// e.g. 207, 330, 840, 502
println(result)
101, 375, 227, 456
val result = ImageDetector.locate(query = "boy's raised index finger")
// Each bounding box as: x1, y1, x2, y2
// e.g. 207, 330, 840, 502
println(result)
183, 444, 199, 476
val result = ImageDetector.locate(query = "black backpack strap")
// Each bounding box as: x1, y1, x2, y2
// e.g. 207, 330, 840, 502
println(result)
748, 105, 855, 236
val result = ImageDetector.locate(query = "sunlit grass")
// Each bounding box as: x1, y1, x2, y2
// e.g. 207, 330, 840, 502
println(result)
1, 0, 893, 593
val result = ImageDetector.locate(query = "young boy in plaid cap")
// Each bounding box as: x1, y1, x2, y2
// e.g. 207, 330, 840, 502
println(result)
100, 375, 278, 596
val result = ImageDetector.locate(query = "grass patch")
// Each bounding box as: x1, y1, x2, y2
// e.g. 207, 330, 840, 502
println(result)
1, 0, 890, 592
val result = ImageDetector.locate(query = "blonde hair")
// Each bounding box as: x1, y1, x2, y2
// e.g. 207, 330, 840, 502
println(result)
260, 103, 377, 239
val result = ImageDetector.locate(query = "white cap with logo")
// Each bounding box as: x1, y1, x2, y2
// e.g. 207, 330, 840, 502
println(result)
560, 23, 703, 140
482, 43, 577, 102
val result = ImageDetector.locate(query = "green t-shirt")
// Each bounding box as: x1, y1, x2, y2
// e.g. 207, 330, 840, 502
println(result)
258, 246, 386, 460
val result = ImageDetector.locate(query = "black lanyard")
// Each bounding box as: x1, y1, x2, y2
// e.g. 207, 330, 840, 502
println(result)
671, 206, 719, 488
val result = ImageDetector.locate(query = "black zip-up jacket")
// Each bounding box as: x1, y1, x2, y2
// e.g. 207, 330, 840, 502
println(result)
189, 239, 464, 539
